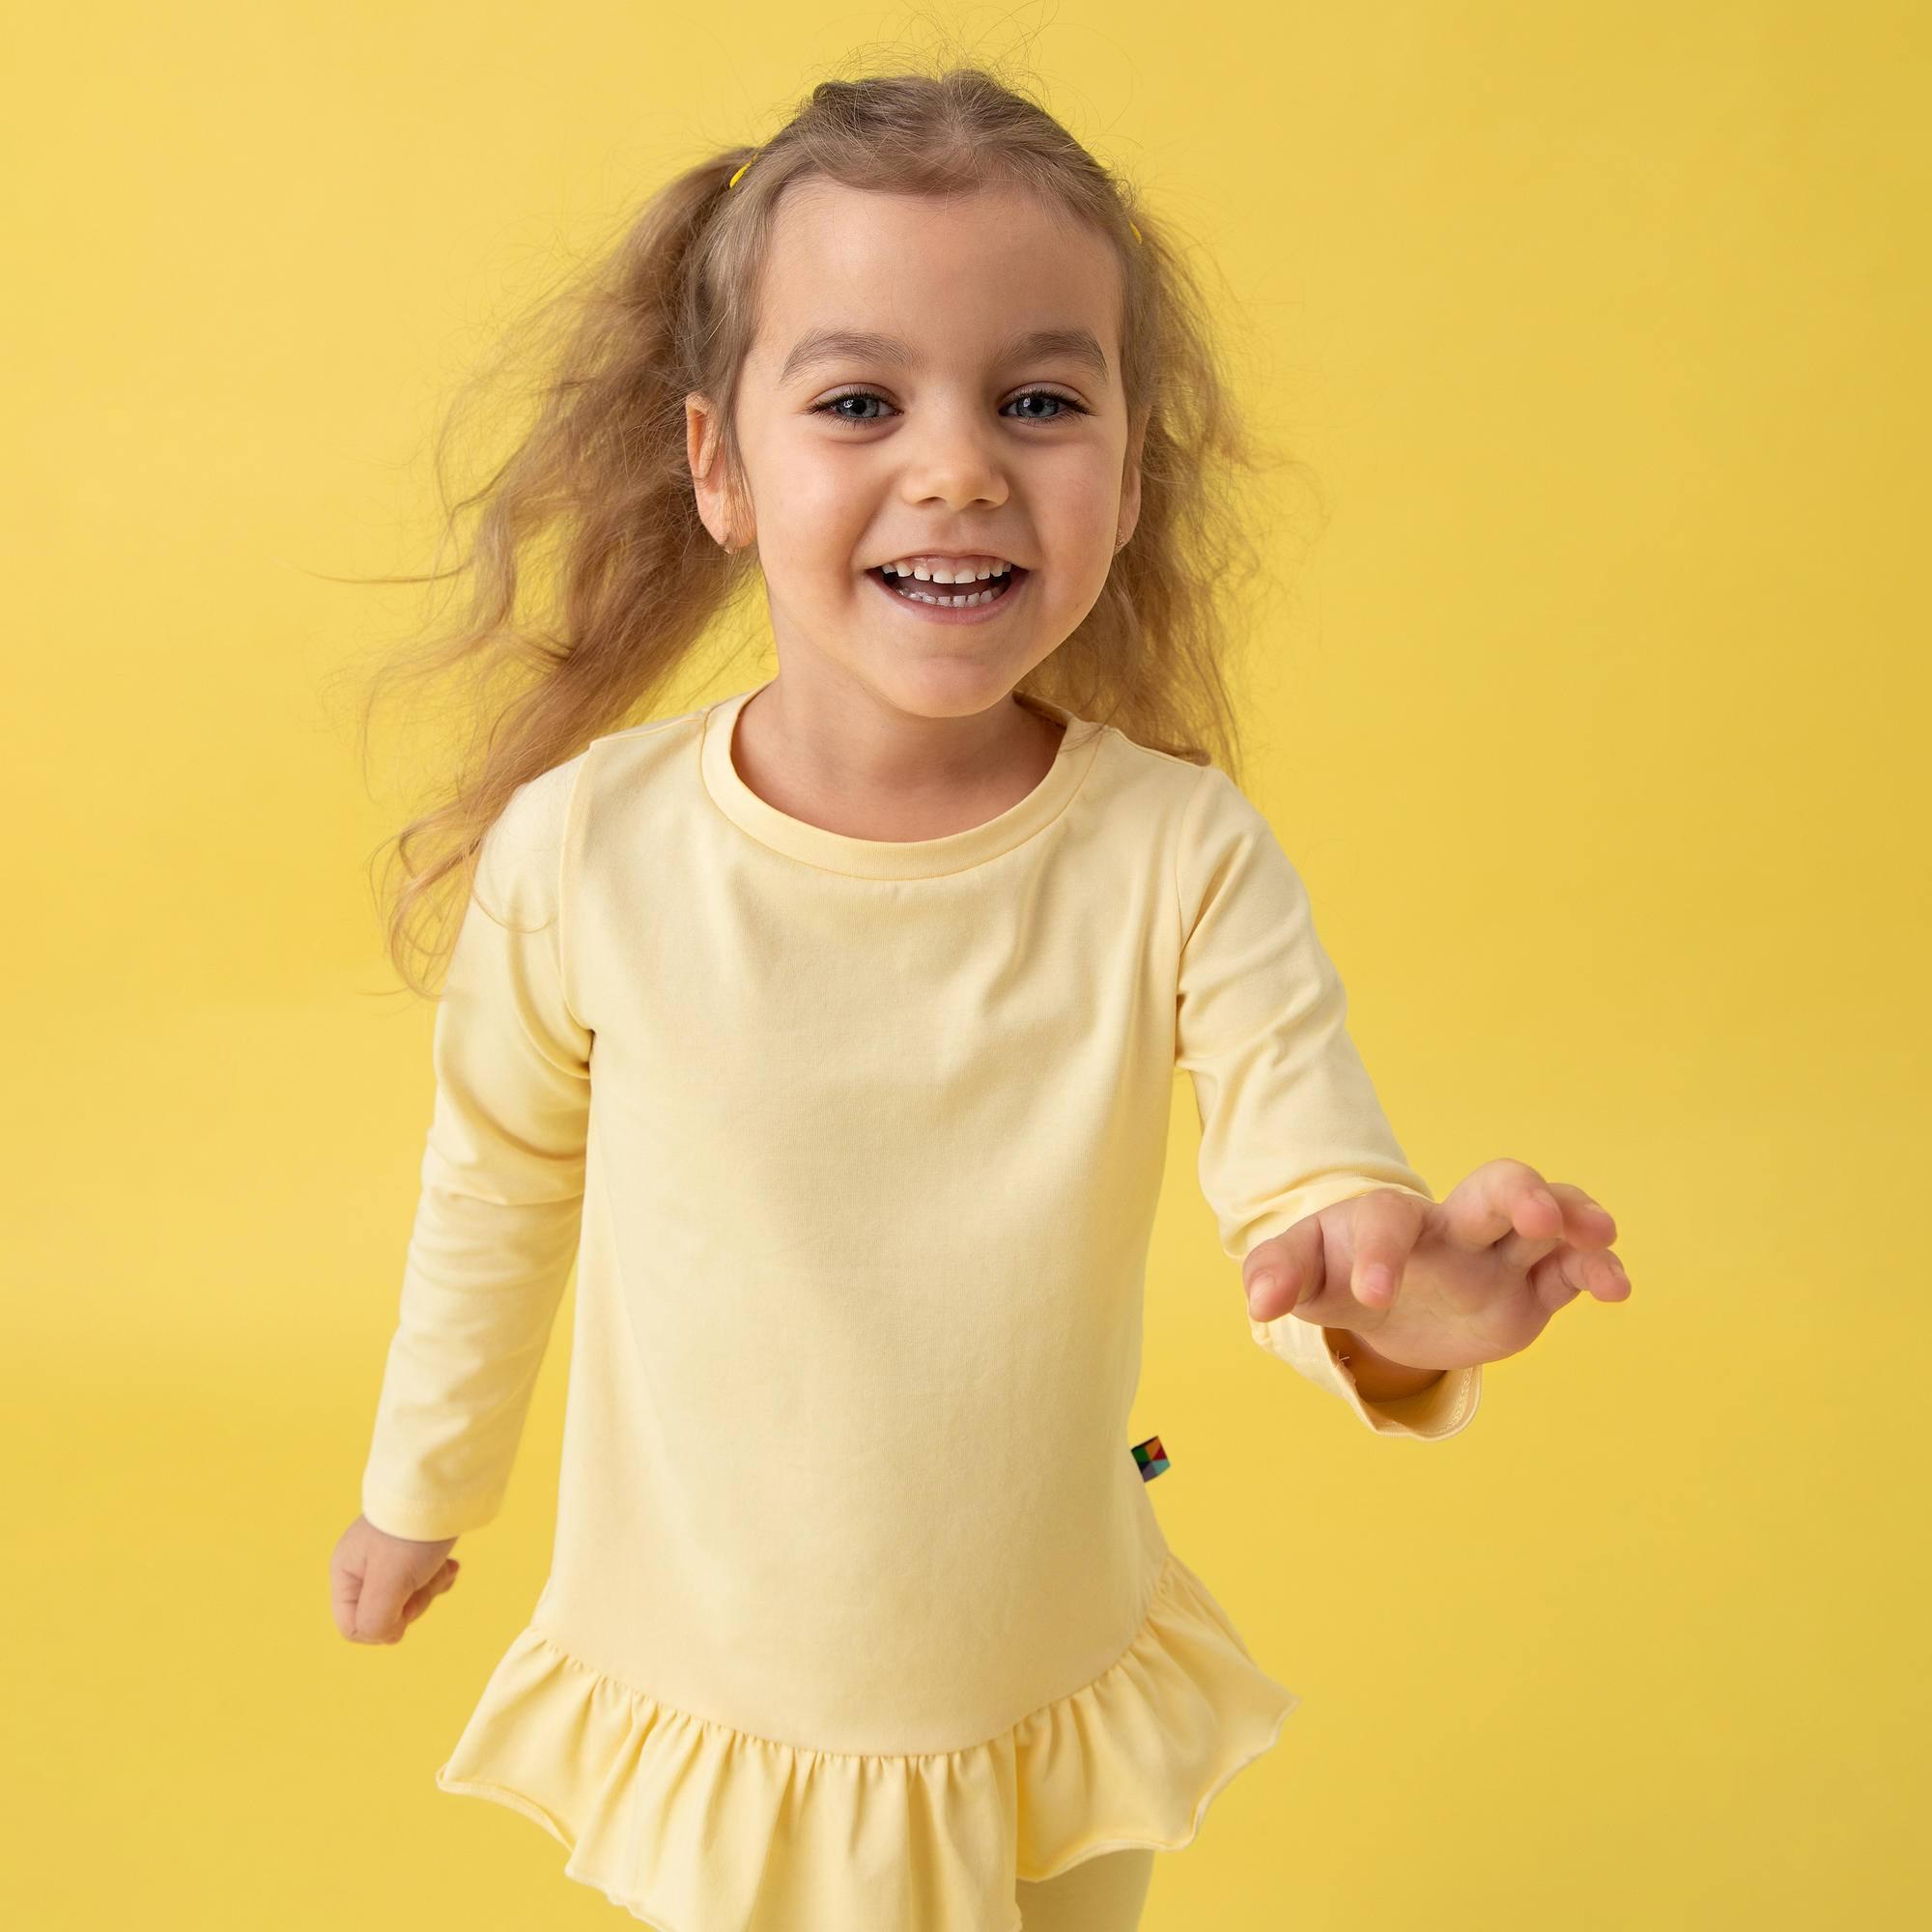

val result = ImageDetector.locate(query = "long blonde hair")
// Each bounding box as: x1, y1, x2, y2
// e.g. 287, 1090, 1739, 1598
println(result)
339, 57, 1310, 996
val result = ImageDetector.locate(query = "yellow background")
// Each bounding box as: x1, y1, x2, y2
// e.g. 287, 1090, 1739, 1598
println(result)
8, 2, 1923, 1924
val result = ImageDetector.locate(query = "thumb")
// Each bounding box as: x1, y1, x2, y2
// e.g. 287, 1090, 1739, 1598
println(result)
1243, 1219, 1322, 1322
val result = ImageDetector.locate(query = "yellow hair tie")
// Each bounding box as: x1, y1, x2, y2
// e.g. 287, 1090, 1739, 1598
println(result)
724, 153, 1141, 244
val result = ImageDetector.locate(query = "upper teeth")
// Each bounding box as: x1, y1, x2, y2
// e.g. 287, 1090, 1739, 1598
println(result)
878, 557, 1014, 582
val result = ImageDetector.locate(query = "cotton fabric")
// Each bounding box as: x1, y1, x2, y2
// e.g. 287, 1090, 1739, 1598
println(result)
1014, 1844, 1156, 1930
360, 678, 1481, 1932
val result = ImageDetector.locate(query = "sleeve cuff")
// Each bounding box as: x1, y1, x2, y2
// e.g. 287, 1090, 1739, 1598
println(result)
360, 1480, 505, 1543
1248, 1310, 1483, 1438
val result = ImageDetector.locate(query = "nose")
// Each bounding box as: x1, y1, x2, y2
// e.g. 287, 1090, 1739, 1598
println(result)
896, 400, 1010, 511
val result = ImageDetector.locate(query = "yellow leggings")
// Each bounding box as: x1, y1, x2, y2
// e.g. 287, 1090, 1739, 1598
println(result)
1013, 1846, 1156, 1930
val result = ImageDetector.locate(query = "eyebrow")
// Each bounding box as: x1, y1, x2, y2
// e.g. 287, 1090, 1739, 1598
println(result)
777, 325, 1112, 388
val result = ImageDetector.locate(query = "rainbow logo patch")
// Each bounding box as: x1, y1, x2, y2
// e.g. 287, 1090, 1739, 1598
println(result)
1131, 1434, 1170, 1481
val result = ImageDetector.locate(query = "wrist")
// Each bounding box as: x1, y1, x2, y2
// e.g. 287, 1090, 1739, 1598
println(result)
1326, 1327, 1447, 1403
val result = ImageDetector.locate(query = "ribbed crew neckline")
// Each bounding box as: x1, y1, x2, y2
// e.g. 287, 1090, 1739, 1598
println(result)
699, 678, 1106, 879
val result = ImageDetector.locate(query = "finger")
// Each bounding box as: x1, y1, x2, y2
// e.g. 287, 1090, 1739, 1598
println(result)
1528, 1244, 1599, 1315
1577, 1244, 1631, 1299
1533, 1182, 1617, 1247
400, 1560, 462, 1631
1494, 1181, 1619, 1273
1244, 1217, 1324, 1321
1497, 1163, 1566, 1242
1348, 1190, 1428, 1312
329, 1550, 366, 1642
355, 1580, 411, 1644
1440, 1160, 1563, 1249
1530, 1243, 1631, 1312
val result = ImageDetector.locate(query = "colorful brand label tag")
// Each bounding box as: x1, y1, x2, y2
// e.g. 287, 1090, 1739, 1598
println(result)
1131, 1434, 1170, 1481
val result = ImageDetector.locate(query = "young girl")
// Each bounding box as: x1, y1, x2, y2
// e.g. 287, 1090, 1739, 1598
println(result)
330, 65, 1630, 1932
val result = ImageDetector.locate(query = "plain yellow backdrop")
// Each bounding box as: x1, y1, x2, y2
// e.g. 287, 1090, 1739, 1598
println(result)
8, 2, 1924, 1925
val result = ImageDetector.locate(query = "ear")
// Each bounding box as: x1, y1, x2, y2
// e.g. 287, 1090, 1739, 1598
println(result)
1116, 401, 1150, 549
685, 391, 750, 552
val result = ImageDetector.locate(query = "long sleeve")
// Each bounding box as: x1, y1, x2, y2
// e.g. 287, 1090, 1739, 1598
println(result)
1173, 763, 1480, 1440
360, 758, 594, 1539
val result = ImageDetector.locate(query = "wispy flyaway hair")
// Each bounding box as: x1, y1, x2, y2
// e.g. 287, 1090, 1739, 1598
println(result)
330, 55, 1308, 996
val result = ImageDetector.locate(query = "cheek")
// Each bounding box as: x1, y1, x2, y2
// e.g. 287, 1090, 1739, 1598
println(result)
762, 481, 873, 583
780, 465, 859, 538
1035, 453, 1124, 544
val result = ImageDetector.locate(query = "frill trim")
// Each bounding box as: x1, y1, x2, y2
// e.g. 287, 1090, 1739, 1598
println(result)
434, 1548, 1299, 1932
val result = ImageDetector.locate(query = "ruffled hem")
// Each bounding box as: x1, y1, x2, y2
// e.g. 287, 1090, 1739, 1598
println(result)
434, 1548, 1298, 1932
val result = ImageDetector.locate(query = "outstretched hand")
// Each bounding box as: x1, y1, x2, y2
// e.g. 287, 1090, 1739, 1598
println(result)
1240, 1158, 1631, 1371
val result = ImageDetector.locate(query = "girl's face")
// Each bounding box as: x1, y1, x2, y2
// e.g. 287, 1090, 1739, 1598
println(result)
688, 181, 1147, 723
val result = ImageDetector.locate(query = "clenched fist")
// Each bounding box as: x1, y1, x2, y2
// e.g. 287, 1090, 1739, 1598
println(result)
330, 1515, 462, 1646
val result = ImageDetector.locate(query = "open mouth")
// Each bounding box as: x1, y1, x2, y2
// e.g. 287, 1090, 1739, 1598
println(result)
868, 564, 1027, 609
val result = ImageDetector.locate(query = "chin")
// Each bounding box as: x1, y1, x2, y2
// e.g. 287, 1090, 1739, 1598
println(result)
876, 656, 1046, 715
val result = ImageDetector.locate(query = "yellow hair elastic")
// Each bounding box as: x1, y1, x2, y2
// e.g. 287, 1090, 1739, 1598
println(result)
724, 155, 1141, 242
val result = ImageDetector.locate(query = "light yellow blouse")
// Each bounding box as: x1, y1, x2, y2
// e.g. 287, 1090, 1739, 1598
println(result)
360, 678, 1481, 1932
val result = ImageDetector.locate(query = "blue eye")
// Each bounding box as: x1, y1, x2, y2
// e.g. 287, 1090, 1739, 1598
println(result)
811, 388, 1091, 427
